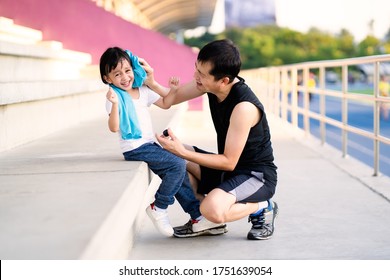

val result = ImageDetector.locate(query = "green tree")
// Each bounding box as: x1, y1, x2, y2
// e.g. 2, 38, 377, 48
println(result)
184, 32, 217, 50
183, 25, 381, 68
357, 35, 382, 56
302, 28, 340, 61
239, 29, 275, 68
382, 27, 390, 54
336, 29, 356, 58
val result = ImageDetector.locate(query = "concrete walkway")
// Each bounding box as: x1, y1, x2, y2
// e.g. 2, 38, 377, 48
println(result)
129, 110, 390, 260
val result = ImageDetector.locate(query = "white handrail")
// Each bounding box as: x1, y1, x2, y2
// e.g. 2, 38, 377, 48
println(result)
241, 54, 390, 176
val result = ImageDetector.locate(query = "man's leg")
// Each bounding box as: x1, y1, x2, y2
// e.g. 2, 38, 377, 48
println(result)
247, 200, 279, 240
172, 146, 229, 238
172, 171, 228, 238
200, 188, 259, 223
186, 161, 204, 201
201, 171, 278, 240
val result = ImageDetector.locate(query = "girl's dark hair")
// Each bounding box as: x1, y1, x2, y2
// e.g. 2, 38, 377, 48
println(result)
99, 47, 131, 84
197, 39, 241, 83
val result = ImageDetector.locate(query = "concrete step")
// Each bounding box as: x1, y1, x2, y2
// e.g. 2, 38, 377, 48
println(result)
0, 79, 107, 152
0, 17, 42, 45
0, 17, 93, 81
0, 116, 149, 259
0, 40, 92, 82
0, 103, 187, 259
0, 80, 106, 105
0, 18, 102, 151
0, 39, 91, 63
80, 65, 101, 79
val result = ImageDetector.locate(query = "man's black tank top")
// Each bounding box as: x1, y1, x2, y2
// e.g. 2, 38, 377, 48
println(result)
207, 77, 277, 173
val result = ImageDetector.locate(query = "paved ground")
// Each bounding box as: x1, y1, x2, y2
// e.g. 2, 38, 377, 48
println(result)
129, 110, 390, 260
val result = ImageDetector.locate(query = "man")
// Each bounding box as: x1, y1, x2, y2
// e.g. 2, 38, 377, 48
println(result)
143, 39, 278, 240
379, 75, 389, 120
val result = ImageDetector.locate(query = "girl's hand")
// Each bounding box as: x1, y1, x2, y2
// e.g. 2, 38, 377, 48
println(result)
169, 76, 180, 90
106, 87, 118, 104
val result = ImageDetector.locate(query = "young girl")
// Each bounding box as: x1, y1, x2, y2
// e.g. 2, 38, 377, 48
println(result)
99, 47, 186, 237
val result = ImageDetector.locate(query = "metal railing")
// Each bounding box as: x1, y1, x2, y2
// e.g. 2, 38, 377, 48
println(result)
241, 54, 390, 176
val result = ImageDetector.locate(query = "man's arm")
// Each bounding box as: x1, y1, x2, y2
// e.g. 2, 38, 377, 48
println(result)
138, 57, 168, 97
173, 80, 205, 104
153, 77, 179, 109
139, 57, 204, 104
156, 102, 261, 171
148, 78, 204, 105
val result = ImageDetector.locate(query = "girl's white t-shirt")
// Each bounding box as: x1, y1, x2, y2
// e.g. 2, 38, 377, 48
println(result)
106, 85, 160, 153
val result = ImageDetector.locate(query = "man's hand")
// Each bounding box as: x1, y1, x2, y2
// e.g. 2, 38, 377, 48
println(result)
156, 128, 186, 157
138, 57, 154, 86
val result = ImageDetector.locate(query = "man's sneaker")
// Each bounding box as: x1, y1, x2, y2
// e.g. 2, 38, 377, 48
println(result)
173, 217, 228, 238
146, 204, 173, 237
247, 201, 279, 240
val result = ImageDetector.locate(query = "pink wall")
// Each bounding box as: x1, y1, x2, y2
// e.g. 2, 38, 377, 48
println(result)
0, 0, 197, 85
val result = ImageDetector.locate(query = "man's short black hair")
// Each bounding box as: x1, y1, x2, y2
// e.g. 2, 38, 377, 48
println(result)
197, 39, 241, 83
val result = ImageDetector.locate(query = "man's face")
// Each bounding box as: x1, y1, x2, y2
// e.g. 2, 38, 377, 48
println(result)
193, 61, 219, 92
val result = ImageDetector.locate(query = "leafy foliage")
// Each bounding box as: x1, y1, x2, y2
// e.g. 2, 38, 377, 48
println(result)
184, 25, 388, 69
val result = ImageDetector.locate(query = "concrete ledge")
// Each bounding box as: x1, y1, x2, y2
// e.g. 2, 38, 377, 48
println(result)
80, 104, 187, 259
0, 103, 187, 259
0, 54, 92, 82
0, 88, 107, 152
0, 22, 106, 151
0, 17, 42, 44
78, 161, 151, 260
0, 41, 93, 82
0, 80, 106, 105
0, 116, 142, 259
0, 40, 91, 63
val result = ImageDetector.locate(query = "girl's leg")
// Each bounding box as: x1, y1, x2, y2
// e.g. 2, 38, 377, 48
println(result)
124, 143, 201, 219
124, 143, 185, 209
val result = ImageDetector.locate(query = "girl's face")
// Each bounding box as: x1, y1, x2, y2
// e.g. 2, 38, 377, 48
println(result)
104, 58, 134, 90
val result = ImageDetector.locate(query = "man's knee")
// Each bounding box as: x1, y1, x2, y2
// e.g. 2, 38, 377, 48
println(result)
200, 190, 231, 223
200, 203, 225, 223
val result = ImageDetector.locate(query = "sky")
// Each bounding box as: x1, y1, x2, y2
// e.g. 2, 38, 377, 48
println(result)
206, 0, 390, 42
275, 0, 390, 41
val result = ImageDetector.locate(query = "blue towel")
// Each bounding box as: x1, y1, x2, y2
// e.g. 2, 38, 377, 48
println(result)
110, 51, 146, 140
125, 50, 146, 88
110, 84, 142, 140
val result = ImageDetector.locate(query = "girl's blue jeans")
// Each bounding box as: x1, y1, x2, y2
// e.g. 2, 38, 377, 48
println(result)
123, 142, 201, 219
